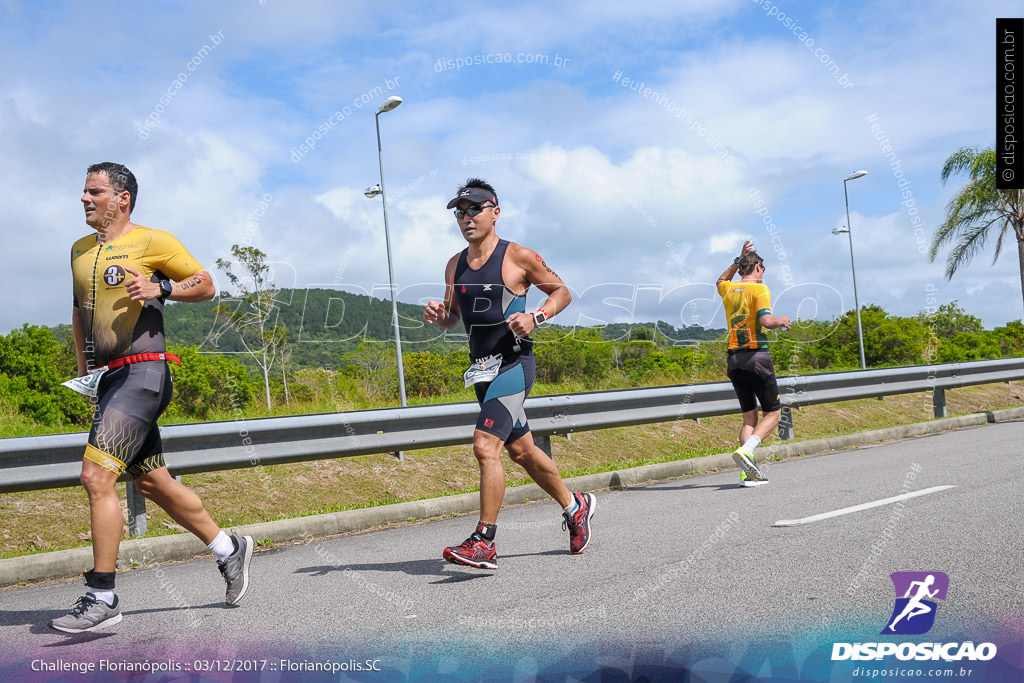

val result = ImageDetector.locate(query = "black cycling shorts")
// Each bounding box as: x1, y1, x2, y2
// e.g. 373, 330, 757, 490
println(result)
473, 354, 534, 444
84, 362, 173, 479
726, 350, 781, 413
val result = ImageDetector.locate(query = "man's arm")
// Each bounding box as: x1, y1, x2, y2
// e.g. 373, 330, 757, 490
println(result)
167, 270, 215, 302
424, 254, 461, 330
143, 231, 217, 303
123, 268, 215, 303
758, 312, 791, 330
505, 244, 572, 337
71, 306, 87, 375
716, 263, 739, 284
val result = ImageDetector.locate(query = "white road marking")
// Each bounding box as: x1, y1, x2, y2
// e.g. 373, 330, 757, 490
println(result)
772, 486, 956, 527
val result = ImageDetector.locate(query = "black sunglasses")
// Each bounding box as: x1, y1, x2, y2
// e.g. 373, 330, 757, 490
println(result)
454, 203, 495, 220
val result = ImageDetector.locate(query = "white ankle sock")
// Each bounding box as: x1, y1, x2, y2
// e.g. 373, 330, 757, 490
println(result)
208, 531, 235, 561
89, 589, 115, 606
563, 497, 579, 515
742, 435, 762, 452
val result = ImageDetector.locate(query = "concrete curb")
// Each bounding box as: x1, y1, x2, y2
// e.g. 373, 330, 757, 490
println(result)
3, 408, 1022, 588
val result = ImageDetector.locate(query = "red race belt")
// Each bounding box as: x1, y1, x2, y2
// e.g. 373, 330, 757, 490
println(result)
106, 352, 181, 369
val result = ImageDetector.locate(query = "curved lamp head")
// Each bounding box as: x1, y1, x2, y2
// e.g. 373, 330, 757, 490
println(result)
364, 184, 382, 198
832, 226, 849, 235
845, 170, 868, 181
377, 96, 403, 114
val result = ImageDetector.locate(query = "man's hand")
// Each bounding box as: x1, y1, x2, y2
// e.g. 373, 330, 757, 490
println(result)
506, 312, 536, 337
424, 300, 447, 326
124, 267, 161, 301
719, 240, 755, 284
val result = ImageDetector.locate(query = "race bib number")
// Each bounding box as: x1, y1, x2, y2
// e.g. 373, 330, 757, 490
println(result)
61, 367, 109, 398
463, 354, 502, 387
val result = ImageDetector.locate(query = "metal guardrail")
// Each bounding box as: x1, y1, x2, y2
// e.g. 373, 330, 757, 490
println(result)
2, 358, 1023, 532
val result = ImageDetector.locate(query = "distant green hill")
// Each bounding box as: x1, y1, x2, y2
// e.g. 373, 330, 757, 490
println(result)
597, 322, 725, 345
165, 288, 459, 369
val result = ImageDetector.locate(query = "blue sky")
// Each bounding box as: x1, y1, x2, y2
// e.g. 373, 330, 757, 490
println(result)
1, 0, 1019, 336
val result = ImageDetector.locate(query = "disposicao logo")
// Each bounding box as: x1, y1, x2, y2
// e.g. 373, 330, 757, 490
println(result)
883, 571, 948, 635
832, 571, 997, 662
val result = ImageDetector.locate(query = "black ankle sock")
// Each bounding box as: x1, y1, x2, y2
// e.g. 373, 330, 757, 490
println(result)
83, 569, 116, 591
475, 522, 496, 542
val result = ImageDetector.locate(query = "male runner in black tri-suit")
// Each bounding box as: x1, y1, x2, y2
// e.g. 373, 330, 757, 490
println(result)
423, 178, 596, 569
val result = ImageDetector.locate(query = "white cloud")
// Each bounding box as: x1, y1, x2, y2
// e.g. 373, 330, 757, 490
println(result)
710, 233, 747, 255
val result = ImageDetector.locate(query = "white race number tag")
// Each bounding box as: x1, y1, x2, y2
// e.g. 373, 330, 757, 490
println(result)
61, 367, 109, 398
463, 354, 502, 387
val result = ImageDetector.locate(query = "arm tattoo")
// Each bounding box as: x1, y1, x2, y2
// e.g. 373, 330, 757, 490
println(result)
534, 253, 559, 279
178, 275, 204, 291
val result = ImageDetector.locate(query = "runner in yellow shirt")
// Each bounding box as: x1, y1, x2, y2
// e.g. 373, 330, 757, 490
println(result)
52, 163, 253, 633
716, 241, 790, 487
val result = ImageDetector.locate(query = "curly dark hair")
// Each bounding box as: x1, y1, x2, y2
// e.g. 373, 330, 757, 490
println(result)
458, 177, 498, 205
87, 162, 138, 213
738, 251, 764, 276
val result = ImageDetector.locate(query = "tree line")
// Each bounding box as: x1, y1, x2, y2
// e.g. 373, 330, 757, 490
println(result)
3, 299, 1022, 430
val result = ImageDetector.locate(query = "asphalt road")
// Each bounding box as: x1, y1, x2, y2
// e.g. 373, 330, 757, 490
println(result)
2, 421, 1023, 681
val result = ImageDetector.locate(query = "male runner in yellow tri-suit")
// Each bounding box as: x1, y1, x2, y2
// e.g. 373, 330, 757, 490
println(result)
717, 241, 790, 487
52, 162, 253, 633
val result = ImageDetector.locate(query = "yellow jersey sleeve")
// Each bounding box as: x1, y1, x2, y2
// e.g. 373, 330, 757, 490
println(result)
754, 284, 772, 320
144, 229, 205, 281
716, 280, 731, 299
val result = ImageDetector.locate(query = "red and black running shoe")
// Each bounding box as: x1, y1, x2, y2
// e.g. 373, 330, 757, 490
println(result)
443, 534, 498, 570
562, 492, 597, 554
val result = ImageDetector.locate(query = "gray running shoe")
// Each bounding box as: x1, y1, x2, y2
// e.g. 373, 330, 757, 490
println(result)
51, 594, 122, 633
218, 535, 253, 605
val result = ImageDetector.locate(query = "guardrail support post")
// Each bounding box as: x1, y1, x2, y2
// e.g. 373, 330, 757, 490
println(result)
534, 434, 553, 459
933, 388, 947, 418
126, 481, 148, 537
778, 405, 794, 440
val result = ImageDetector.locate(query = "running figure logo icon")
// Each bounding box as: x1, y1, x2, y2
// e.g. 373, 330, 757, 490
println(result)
881, 571, 949, 635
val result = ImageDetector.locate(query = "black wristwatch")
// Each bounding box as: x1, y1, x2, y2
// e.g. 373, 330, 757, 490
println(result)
158, 279, 173, 301
733, 257, 741, 265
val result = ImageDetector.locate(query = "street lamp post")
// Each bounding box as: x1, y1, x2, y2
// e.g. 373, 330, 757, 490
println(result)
367, 95, 408, 416
834, 170, 869, 370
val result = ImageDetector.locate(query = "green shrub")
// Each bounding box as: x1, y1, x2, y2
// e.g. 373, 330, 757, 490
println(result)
166, 344, 257, 419
403, 351, 466, 397
0, 325, 90, 426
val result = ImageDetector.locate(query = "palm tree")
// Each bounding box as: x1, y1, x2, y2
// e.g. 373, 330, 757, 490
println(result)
929, 146, 1024, 314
